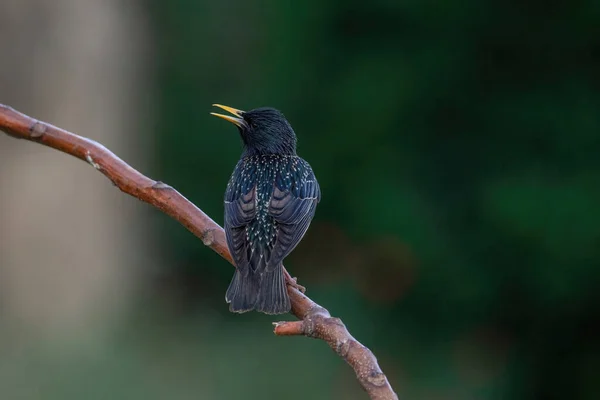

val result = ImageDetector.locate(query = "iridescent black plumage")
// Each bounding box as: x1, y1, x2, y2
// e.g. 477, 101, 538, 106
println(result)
213, 106, 320, 314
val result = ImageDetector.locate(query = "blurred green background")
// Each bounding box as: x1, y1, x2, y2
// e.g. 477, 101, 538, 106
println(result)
1, 0, 599, 399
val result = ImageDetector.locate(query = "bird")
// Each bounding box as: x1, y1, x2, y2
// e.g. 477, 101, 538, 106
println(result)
211, 104, 320, 314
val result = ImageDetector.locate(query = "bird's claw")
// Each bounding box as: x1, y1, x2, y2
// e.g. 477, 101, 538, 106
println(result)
285, 272, 306, 293
289, 278, 306, 293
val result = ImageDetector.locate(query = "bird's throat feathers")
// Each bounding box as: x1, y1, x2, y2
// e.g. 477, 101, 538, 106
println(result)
241, 130, 297, 157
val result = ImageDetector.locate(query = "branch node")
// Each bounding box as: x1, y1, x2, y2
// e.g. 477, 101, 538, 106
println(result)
85, 151, 101, 170
152, 181, 170, 190
202, 229, 215, 246
367, 372, 387, 387
29, 121, 47, 138
303, 316, 318, 337
336, 338, 351, 357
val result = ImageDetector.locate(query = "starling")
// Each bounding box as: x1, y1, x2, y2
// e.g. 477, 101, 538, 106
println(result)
211, 104, 320, 314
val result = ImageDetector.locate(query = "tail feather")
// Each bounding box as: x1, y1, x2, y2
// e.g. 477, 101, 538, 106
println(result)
226, 268, 261, 313
256, 265, 291, 315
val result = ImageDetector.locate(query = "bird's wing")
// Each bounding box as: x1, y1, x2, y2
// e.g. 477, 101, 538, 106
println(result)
224, 163, 257, 275
267, 163, 320, 271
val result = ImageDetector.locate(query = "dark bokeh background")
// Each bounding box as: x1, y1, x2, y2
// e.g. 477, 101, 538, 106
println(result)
2, 0, 599, 399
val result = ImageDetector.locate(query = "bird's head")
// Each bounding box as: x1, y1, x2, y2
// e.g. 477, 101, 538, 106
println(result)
211, 104, 297, 156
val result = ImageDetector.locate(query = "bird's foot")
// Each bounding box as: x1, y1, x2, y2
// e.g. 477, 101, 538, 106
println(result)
284, 270, 306, 293
289, 277, 306, 293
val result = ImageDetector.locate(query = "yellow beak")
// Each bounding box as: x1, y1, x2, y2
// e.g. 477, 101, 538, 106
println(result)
211, 104, 246, 128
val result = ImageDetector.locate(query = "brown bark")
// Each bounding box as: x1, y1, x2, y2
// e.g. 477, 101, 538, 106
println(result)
1, 104, 399, 400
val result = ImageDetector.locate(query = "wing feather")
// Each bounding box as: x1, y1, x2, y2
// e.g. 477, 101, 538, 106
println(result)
224, 169, 256, 273
267, 165, 320, 271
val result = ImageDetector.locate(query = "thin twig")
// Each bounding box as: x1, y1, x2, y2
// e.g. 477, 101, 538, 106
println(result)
0, 103, 398, 400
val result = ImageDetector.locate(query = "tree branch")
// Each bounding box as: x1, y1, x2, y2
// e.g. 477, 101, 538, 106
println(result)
0, 103, 398, 400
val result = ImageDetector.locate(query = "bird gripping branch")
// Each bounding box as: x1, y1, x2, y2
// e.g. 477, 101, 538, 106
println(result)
212, 104, 321, 315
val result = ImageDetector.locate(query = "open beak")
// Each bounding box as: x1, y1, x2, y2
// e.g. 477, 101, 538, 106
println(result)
211, 104, 246, 129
